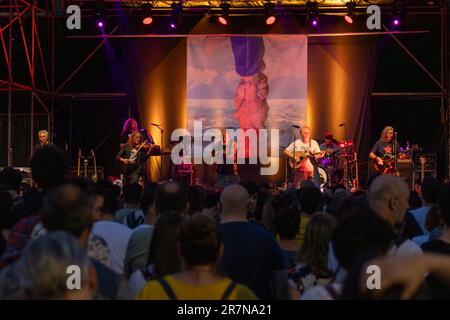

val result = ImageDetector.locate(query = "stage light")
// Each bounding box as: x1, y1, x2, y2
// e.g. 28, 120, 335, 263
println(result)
391, 0, 405, 26
142, 2, 153, 25
218, 1, 230, 26
306, 1, 319, 27
169, 1, 182, 29
94, 5, 106, 28
264, 1, 276, 25
344, 1, 356, 24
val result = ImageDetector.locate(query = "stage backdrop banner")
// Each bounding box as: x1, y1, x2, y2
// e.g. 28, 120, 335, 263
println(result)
187, 35, 307, 155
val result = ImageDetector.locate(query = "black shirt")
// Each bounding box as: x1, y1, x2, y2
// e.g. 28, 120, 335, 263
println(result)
421, 239, 450, 299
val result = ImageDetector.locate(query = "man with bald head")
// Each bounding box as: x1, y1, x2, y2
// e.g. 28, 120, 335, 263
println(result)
219, 184, 288, 300
368, 175, 422, 256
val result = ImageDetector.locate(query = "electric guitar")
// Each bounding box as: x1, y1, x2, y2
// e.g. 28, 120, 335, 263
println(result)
288, 151, 323, 169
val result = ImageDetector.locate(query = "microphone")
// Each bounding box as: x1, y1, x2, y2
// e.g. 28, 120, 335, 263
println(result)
339, 123, 345, 127
292, 125, 300, 128
150, 123, 161, 127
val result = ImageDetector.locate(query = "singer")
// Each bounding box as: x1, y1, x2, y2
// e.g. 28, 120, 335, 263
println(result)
368, 126, 400, 175
283, 126, 324, 188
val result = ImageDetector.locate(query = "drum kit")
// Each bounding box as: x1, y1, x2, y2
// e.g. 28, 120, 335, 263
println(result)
316, 140, 359, 189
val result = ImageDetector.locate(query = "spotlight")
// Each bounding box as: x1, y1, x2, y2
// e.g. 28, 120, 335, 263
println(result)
218, 1, 230, 25
142, 2, 153, 25
169, 1, 182, 29
392, 0, 405, 26
306, 1, 319, 27
264, 1, 276, 25
344, 1, 356, 24
94, 5, 106, 28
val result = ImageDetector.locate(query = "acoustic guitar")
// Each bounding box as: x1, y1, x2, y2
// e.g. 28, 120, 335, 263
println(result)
288, 151, 322, 169
369, 154, 395, 175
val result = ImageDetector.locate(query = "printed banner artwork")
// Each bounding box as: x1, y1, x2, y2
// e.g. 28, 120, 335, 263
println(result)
187, 35, 307, 160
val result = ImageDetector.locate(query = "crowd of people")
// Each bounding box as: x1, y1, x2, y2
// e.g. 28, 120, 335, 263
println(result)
1, 144, 450, 300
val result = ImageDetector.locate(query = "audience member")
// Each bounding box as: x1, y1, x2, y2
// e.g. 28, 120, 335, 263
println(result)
138, 214, 256, 300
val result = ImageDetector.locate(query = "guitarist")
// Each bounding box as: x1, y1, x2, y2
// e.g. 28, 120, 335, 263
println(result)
283, 126, 324, 189
116, 131, 154, 185
369, 126, 400, 175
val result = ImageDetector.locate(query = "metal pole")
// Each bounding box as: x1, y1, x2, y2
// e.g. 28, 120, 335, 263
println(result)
7, 0, 13, 166
30, 2, 35, 158
50, 0, 55, 142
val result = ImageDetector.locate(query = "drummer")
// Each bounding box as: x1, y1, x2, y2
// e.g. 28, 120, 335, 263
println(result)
319, 132, 339, 162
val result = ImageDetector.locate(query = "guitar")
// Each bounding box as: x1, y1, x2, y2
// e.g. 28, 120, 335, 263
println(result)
288, 151, 323, 169
369, 154, 395, 174
420, 156, 426, 183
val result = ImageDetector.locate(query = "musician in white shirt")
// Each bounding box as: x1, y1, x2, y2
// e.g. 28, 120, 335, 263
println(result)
283, 127, 324, 189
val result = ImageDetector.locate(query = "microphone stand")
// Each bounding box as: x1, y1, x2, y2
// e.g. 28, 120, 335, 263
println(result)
152, 124, 164, 182
394, 132, 398, 175
286, 127, 295, 189
342, 124, 349, 190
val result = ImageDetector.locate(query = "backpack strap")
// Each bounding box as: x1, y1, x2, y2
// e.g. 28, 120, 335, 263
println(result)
325, 284, 340, 300
221, 281, 238, 300
126, 210, 137, 228
158, 277, 177, 300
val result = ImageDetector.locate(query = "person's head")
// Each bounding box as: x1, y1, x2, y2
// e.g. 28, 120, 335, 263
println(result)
37, 130, 49, 145
368, 175, 410, 228
148, 211, 183, 278
239, 180, 261, 218
332, 199, 395, 271
130, 131, 142, 146
300, 126, 311, 142
272, 207, 300, 241
262, 193, 292, 232
122, 118, 138, 134
30, 145, 67, 190
154, 181, 189, 215
92, 187, 119, 221
219, 184, 250, 218
140, 183, 158, 223
380, 126, 394, 143
298, 186, 322, 215
439, 183, 450, 227
0, 190, 12, 230
409, 190, 422, 210
18, 231, 95, 300
420, 176, 441, 205
324, 132, 333, 145
188, 186, 205, 216
0, 167, 22, 192
122, 182, 142, 206
41, 184, 94, 246
178, 214, 222, 269
298, 212, 336, 278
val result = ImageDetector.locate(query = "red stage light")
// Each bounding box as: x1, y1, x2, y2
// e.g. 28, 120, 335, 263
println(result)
218, 16, 228, 25
344, 15, 354, 24
265, 16, 276, 25
142, 17, 153, 25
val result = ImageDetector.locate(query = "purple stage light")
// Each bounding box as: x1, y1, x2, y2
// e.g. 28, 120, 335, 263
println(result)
97, 21, 104, 28
311, 19, 318, 26
393, 19, 400, 26
170, 23, 176, 29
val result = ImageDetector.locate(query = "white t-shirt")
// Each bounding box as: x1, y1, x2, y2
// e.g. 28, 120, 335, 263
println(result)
285, 139, 321, 172
91, 221, 133, 274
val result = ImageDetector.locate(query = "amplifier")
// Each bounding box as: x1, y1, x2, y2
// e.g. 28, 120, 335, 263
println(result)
413, 153, 437, 171
67, 166, 104, 182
